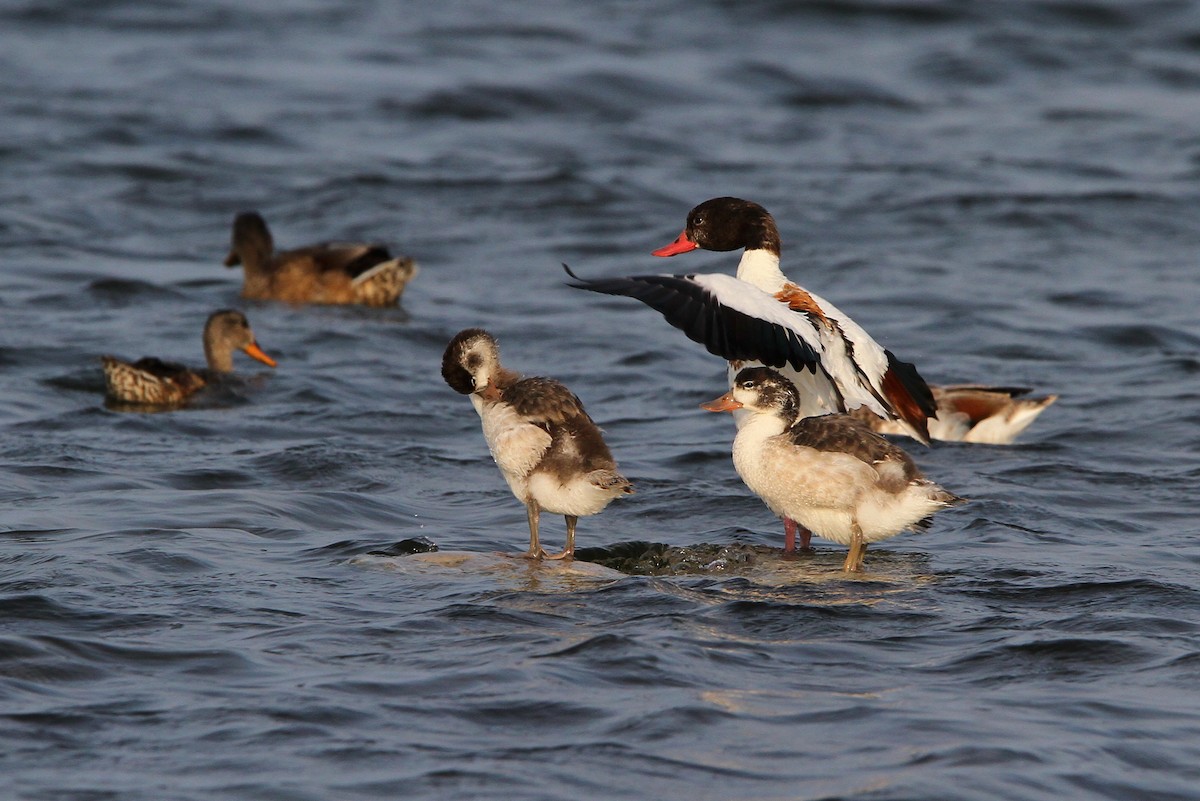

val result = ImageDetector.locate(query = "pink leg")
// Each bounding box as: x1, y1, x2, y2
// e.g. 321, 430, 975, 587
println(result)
783, 518, 812, 553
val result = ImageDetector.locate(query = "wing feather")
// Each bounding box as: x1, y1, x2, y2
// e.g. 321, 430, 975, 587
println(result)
565, 266, 823, 373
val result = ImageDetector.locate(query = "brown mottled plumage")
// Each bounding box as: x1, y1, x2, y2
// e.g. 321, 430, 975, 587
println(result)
441, 328, 632, 559
101, 309, 276, 407
787, 415, 921, 491
224, 211, 417, 306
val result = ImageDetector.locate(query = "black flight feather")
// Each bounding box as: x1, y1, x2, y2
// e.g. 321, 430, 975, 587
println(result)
564, 263, 820, 373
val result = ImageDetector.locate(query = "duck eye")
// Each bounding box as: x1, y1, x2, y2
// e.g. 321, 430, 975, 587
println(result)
693, 215, 705, 226
740, 380, 754, 389
469, 376, 477, 388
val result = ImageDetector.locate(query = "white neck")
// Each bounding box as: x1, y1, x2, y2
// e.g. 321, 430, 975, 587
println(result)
733, 409, 787, 446
731, 409, 787, 478
468, 392, 486, 418
735, 248, 787, 291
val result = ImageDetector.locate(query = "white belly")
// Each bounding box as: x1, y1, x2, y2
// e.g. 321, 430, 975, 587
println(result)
527, 471, 620, 517
731, 418, 941, 545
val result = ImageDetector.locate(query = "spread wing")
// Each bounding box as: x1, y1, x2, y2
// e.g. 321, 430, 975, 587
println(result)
564, 264, 822, 374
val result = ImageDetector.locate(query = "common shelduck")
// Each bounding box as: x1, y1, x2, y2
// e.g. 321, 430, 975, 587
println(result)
851, 385, 1057, 445
703, 367, 964, 571
565, 196, 937, 443
574, 196, 1053, 444
441, 328, 633, 560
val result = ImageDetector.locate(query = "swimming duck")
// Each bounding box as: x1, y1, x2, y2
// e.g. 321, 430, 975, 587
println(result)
441, 328, 633, 559
224, 211, 417, 306
101, 309, 277, 406
850, 384, 1058, 445
565, 196, 937, 443
703, 367, 964, 572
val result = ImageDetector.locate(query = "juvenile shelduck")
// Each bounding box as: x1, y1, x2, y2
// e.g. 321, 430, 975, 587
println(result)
224, 211, 417, 306
703, 367, 964, 572
441, 328, 633, 560
566, 196, 937, 443
101, 309, 277, 406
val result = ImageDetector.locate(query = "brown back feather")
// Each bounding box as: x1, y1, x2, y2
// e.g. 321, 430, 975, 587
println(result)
504, 377, 618, 473
789, 413, 921, 482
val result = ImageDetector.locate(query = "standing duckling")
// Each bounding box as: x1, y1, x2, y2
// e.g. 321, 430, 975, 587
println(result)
224, 211, 417, 306
441, 328, 633, 560
702, 367, 963, 572
101, 309, 277, 406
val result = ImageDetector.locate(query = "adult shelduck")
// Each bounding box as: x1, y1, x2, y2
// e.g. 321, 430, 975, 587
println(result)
571, 196, 1054, 444
441, 328, 633, 560
702, 367, 964, 571
565, 196, 937, 443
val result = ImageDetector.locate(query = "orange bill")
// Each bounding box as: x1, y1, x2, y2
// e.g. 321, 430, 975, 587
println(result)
652, 230, 699, 257
242, 342, 277, 368
700, 392, 742, 413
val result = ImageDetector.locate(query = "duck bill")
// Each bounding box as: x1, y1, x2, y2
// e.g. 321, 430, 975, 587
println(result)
652, 230, 699, 257
223, 249, 241, 267
242, 342, 277, 368
700, 392, 742, 413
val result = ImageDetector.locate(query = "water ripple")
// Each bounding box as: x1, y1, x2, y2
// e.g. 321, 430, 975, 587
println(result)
3, 1, 1200, 799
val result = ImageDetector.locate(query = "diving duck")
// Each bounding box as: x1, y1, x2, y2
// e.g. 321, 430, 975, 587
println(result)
223, 211, 417, 306
703, 367, 964, 572
441, 328, 633, 560
101, 309, 277, 406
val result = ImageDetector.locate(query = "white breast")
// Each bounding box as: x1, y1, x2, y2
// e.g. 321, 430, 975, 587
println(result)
726, 251, 892, 421
472, 395, 551, 500
730, 415, 945, 546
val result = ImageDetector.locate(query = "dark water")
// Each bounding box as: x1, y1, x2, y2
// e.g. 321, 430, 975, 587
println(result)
3, 1, 1200, 799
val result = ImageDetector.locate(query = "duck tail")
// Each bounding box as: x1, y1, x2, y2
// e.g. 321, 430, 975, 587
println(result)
881, 350, 937, 445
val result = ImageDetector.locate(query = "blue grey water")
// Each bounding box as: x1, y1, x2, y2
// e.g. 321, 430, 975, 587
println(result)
2, 1, 1199, 799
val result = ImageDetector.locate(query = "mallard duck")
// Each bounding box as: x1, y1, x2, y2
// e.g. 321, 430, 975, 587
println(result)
441, 328, 633, 560
223, 211, 417, 306
101, 309, 277, 406
703, 367, 964, 572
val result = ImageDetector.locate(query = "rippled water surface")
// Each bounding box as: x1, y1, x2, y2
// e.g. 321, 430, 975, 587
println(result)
4, 1, 1200, 799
